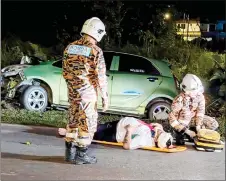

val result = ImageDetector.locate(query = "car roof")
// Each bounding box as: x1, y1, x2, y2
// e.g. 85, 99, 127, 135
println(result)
103, 50, 147, 59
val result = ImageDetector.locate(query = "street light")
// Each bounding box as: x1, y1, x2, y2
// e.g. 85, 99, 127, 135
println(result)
164, 13, 171, 20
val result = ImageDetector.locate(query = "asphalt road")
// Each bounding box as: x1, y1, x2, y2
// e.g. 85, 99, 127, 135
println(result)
1, 123, 225, 180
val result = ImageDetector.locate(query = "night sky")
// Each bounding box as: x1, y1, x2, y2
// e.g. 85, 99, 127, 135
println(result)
2, 1, 225, 47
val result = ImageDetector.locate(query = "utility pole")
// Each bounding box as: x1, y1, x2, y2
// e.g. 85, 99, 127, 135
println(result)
182, 13, 185, 38
183, 13, 189, 41
186, 14, 189, 41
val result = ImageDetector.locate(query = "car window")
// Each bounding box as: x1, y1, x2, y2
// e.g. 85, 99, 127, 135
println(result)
103, 52, 114, 70
52, 53, 113, 70
52, 60, 62, 68
118, 53, 160, 75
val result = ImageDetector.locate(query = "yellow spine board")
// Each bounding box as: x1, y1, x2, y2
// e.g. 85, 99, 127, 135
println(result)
92, 140, 187, 153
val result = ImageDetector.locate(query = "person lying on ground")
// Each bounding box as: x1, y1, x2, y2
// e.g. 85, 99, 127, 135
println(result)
58, 117, 175, 150
168, 74, 219, 145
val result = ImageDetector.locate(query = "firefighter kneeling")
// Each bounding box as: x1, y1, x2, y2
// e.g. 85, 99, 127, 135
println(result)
169, 74, 224, 152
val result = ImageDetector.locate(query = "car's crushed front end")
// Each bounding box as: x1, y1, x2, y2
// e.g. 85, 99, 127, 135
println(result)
1, 64, 27, 97
1, 65, 38, 101
1, 56, 47, 101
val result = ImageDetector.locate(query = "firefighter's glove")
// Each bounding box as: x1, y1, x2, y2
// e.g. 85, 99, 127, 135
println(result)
185, 129, 196, 138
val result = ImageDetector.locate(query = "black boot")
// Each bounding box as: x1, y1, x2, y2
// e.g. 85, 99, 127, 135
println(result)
175, 131, 185, 145
65, 141, 77, 163
75, 146, 97, 165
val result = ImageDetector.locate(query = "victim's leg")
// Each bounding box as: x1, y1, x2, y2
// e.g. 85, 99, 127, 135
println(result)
93, 121, 118, 142
93, 123, 111, 141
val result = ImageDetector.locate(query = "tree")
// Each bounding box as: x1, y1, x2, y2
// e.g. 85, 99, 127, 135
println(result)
53, 2, 91, 47
92, 0, 129, 48
139, 30, 157, 54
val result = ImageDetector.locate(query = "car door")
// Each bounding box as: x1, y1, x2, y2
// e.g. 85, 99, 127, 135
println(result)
96, 51, 115, 110
49, 60, 68, 106
110, 53, 163, 111
59, 52, 115, 108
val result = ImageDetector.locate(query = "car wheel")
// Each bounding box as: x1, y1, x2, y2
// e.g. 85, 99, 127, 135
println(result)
21, 85, 48, 111
148, 101, 171, 121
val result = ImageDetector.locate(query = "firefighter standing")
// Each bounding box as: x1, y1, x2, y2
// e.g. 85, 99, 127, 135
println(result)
62, 17, 108, 164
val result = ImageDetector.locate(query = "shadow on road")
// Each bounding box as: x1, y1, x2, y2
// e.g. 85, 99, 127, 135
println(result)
22, 126, 63, 138
1, 152, 68, 164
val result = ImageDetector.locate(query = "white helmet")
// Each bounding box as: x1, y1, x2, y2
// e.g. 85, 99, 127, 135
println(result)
157, 132, 173, 148
180, 74, 204, 93
80, 17, 106, 42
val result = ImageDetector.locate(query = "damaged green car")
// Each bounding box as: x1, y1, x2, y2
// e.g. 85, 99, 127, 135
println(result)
1, 51, 179, 120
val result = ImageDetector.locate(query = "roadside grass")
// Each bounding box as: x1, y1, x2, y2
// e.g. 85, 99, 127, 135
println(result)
1, 105, 122, 128
218, 115, 225, 140
1, 108, 68, 128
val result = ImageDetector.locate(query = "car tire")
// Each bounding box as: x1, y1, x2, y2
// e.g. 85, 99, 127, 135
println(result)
21, 85, 48, 112
148, 100, 171, 121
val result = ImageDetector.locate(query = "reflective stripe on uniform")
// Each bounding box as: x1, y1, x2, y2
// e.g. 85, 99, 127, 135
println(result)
171, 120, 180, 127
66, 133, 78, 139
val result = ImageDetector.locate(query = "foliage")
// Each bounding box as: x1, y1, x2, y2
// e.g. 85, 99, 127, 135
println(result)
29, 43, 52, 60
218, 114, 225, 140
1, 34, 32, 67
91, 0, 129, 49
1, 34, 54, 68
138, 30, 157, 54
1, 109, 67, 128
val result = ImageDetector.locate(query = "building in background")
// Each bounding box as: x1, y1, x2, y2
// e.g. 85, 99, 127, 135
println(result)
201, 20, 226, 40
175, 18, 226, 42
175, 19, 201, 41
200, 23, 216, 32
